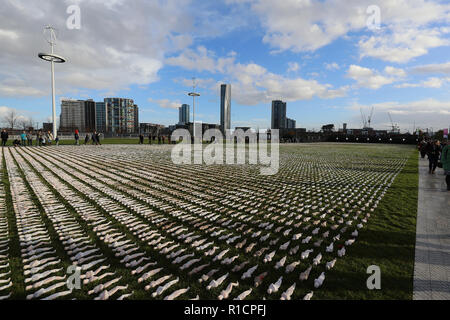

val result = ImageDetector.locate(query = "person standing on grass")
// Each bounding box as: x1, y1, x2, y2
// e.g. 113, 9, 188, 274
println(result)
1, 129, 8, 147
27, 131, 32, 146
95, 132, 101, 145
20, 131, 27, 146
139, 134, 144, 145
55, 136, 60, 146
74, 129, 80, 145
46, 131, 53, 146
84, 133, 90, 145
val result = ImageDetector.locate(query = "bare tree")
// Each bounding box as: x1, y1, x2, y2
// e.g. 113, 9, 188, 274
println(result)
18, 116, 34, 130
2, 109, 19, 129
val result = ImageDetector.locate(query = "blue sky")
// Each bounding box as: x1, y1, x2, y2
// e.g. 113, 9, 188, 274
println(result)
1, 0, 449, 132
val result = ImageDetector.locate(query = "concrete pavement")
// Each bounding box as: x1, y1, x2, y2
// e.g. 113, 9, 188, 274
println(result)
413, 156, 450, 300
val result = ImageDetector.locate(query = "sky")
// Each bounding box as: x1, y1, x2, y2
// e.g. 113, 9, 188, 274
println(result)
0, 0, 450, 132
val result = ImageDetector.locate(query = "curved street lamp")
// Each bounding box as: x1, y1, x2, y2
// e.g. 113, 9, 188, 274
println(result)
188, 78, 200, 139
38, 26, 66, 139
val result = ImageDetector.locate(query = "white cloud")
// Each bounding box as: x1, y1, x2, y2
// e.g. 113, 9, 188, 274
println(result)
359, 27, 450, 63
148, 98, 181, 110
395, 77, 447, 89
325, 62, 340, 71
0, 0, 205, 97
230, 0, 450, 63
172, 48, 348, 105
411, 62, 450, 75
347, 65, 403, 89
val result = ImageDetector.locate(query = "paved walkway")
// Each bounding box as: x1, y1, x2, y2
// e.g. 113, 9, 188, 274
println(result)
413, 157, 450, 300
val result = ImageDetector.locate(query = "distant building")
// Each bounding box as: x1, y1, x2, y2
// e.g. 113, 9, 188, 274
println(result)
286, 118, 296, 129
43, 122, 53, 133
271, 100, 287, 130
95, 102, 106, 133
60, 99, 96, 132
179, 104, 190, 125
220, 84, 231, 133
139, 123, 165, 136
104, 98, 139, 134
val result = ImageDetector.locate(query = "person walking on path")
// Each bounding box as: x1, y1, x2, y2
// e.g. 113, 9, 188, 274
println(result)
426, 140, 441, 174
20, 131, 27, 146
74, 129, 80, 145
1, 129, 8, 147
441, 141, 450, 191
419, 140, 427, 158
55, 136, 60, 146
27, 131, 33, 146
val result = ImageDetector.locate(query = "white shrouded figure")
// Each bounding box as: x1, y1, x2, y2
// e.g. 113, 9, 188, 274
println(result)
38, 25, 66, 140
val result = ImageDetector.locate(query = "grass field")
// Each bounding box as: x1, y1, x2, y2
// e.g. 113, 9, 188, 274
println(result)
0, 143, 418, 300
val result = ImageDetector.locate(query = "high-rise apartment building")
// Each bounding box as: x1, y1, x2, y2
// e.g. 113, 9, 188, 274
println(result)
104, 98, 139, 133
271, 100, 287, 130
179, 104, 190, 125
60, 99, 96, 132
220, 84, 231, 133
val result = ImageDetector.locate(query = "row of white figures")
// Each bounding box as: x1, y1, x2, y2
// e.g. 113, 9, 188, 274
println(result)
12, 145, 407, 299
29, 146, 370, 298
9, 148, 133, 300
0, 166, 12, 300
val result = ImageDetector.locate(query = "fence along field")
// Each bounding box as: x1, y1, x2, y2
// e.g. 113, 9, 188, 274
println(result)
0, 143, 418, 300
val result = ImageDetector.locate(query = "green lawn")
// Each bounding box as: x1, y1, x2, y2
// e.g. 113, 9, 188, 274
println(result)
313, 148, 419, 299
0, 143, 419, 300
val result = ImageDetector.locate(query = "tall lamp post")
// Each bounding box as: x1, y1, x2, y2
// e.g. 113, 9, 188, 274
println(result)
38, 26, 66, 139
188, 78, 200, 139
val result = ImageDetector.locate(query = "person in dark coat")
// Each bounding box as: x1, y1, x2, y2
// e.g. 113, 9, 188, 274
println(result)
441, 141, 450, 191
85, 134, 90, 145
139, 134, 144, 145
92, 131, 99, 145
95, 132, 101, 145
1, 129, 8, 146
426, 140, 441, 174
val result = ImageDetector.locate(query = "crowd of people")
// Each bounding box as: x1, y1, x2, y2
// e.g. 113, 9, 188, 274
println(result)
74, 129, 101, 146
1, 129, 58, 147
418, 139, 450, 191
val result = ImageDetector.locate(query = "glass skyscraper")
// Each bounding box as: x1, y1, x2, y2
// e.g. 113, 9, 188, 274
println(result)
179, 104, 190, 125
271, 100, 287, 130
95, 102, 106, 133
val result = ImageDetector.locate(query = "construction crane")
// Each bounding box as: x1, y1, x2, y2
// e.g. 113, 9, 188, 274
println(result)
360, 108, 367, 128
360, 107, 374, 129
367, 107, 374, 129
388, 112, 400, 134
